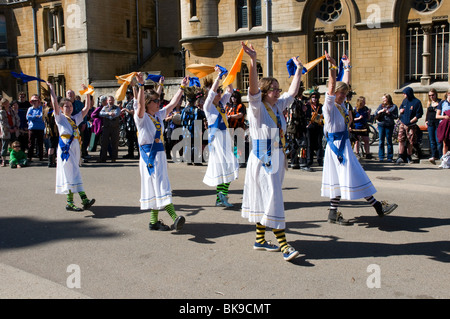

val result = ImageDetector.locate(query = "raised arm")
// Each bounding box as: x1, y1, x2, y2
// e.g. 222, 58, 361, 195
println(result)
242, 42, 259, 96
163, 76, 189, 115
47, 82, 60, 116
325, 50, 337, 96
341, 55, 351, 85
287, 57, 303, 98
156, 76, 165, 96
136, 72, 146, 119
80, 84, 92, 118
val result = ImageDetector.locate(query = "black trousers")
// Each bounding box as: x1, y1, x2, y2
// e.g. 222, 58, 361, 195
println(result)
28, 129, 44, 160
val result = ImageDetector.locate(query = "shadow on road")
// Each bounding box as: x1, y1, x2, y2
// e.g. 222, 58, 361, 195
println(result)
0, 217, 120, 250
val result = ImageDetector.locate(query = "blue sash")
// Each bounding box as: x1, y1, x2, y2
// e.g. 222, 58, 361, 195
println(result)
208, 114, 228, 144
252, 139, 273, 173
59, 135, 74, 161
140, 143, 165, 175
326, 130, 349, 164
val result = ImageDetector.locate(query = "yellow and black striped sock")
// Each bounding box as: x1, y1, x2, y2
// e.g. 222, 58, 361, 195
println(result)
256, 223, 266, 244
150, 210, 159, 225
164, 203, 177, 222
273, 229, 288, 253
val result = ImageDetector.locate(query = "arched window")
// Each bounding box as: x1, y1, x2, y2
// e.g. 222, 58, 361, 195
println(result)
313, 30, 348, 85
404, 22, 449, 83
240, 61, 263, 93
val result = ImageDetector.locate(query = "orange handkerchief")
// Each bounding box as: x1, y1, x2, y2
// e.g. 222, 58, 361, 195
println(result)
186, 63, 215, 79
115, 72, 138, 101
79, 85, 95, 96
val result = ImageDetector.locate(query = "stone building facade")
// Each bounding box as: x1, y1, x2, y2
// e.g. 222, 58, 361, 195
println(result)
180, 0, 449, 109
1, 0, 182, 100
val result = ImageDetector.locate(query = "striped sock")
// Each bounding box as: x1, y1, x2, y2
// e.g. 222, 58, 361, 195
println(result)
221, 183, 230, 196
67, 190, 74, 205
150, 210, 159, 225
216, 183, 231, 201
330, 196, 341, 210
364, 195, 377, 206
79, 191, 90, 204
164, 203, 177, 222
256, 223, 266, 244
273, 229, 288, 253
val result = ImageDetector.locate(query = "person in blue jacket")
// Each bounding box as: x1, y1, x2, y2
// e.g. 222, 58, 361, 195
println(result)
396, 87, 423, 164
26, 95, 46, 162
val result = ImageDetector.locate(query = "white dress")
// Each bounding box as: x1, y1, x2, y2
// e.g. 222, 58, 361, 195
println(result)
321, 93, 377, 199
134, 103, 172, 210
203, 90, 239, 186
55, 112, 84, 194
241, 91, 293, 230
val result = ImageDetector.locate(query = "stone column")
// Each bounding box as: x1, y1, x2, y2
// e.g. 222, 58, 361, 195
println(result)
421, 24, 433, 86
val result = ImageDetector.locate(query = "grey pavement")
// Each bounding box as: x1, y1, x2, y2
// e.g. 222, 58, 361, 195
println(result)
1, 145, 449, 300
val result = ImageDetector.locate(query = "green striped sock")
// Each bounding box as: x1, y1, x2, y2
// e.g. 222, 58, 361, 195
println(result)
67, 190, 74, 204
216, 183, 231, 201
164, 204, 177, 222
150, 210, 159, 225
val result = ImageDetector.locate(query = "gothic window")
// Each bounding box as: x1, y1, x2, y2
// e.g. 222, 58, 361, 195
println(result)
412, 0, 442, 13
317, 0, 343, 23
237, 0, 262, 29
405, 22, 449, 83
313, 31, 348, 85
240, 61, 263, 94
47, 75, 66, 97
431, 23, 449, 81
405, 25, 424, 82
44, 6, 65, 50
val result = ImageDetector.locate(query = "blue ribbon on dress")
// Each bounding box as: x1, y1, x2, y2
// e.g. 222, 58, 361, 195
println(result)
59, 135, 74, 161
252, 139, 273, 173
208, 112, 228, 145
326, 130, 349, 164
140, 143, 165, 176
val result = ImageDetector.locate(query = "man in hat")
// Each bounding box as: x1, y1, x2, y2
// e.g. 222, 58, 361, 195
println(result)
304, 90, 324, 171
286, 83, 306, 169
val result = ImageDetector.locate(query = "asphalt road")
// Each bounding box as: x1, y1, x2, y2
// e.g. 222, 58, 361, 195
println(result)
1, 146, 449, 301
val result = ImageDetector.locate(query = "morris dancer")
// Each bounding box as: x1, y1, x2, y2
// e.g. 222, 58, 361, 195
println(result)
135, 72, 188, 231
321, 52, 398, 225
203, 66, 239, 208
241, 42, 303, 262
48, 82, 95, 212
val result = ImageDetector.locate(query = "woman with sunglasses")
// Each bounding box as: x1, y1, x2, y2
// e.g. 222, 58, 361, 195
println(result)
241, 42, 303, 262
202, 66, 239, 208
135, 72, 189, 231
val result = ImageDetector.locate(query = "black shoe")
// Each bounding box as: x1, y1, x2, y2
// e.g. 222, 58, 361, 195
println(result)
172, 216, 185, 231
374, 201, 398, 217
82, 198, 95, 210
328, 209, 353, 226
149, 220, 171, 231
66, 204, 84, 212
301, 166, 314, 172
